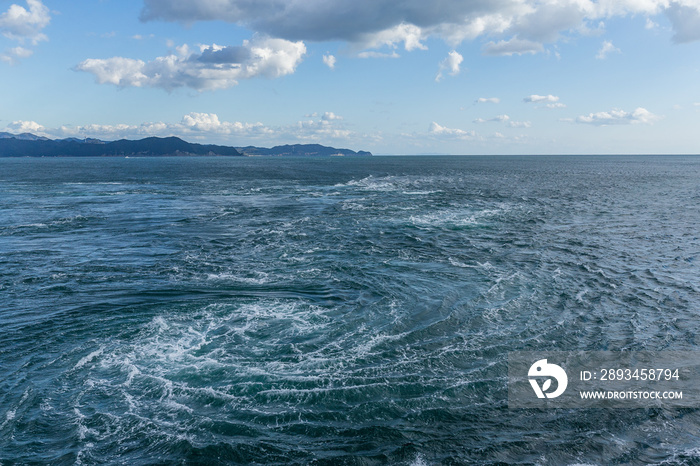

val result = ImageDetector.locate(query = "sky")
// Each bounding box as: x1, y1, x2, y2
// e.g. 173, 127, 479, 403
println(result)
1, 0, 700, 155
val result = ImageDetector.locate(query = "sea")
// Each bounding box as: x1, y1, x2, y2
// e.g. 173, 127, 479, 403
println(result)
1, 155, 699, 465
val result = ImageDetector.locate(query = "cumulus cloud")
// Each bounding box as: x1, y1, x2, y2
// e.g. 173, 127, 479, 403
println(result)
354, 22, 427, 52
510, 1, 596, 43
0, 0, 50, 64
322, 53, 336, 69
596, 40, 620, 59
0, 45, 33, 63
181, 112, 226, 131
0, 0, 49, 43
357, 50, 400, 59
665, 2, 700, 43
524, 94, 560, 103
5, 119, 45, 134
50, 116, 274, 141
508, 120, 532, 128
76, 37, 306, 91
575, 107, 660, 125
483, 37, 544, 56
474, 114, 510, 123
136, 0, 700, 60
476, 97, 500, 104
321, 111, 342, 121
4, 112, 356, 145
429, 121, 475, 139
435, 50, 463, 82
524, 94, 567, 109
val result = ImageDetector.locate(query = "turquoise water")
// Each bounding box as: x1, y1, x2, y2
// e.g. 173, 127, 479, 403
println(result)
1, 155, 699, 464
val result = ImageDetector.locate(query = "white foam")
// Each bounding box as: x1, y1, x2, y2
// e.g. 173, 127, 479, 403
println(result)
409, 205, 511, 228
575, 288, 588, 303
206, 272, 270, 284
410, 454, 430, 466
448, 258, 473, 268
409, 210, 479, 227
341, 200, 369, 211
74, 349, 103, 370
0, 409, 16, 430
351, 331, 410, 358
335, 174, 450, 194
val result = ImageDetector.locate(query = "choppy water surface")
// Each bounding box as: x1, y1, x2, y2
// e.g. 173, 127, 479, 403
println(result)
1, 155, 699, 464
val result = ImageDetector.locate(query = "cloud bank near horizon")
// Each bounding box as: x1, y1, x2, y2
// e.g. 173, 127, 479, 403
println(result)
2, 112, 357, 144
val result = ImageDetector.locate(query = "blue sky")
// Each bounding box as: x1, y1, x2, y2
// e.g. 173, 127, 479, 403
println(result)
2, 0, 700, 154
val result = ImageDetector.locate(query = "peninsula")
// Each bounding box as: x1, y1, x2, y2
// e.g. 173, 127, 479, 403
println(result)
0, 133, 372, 158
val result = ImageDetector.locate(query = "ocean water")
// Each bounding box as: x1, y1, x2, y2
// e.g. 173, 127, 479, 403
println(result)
1, 155, 699, 465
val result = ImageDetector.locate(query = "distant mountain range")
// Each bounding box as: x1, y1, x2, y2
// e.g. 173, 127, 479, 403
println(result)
236, 144, 371, 157
0, 133, 372, 157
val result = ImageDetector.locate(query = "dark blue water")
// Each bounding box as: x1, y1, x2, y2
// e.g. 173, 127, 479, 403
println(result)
1, 156, 699, 465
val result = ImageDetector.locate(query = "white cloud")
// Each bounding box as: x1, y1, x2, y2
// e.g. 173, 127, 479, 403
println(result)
0, 0, 50, 64
321, 111, 342, 121
523, 94, 567, 109
524, 94, 560, 103
476, 97, 500, 104
357, 50, 400, 59
0, 45, 33, 63
483, 37, 544, 56
0, 0, 49, 43
435, 50, 463, 82
474, 114, 510, 123
429, 121, 475, 139
181, 112, 225, 132
356, 23, 427, 52
5, 119, 45, 134
322, 53, 336, 69
575, 107, 660, 125
433, 13, 513, 46
77, 56, 149, 87
596, 40, 621, 59
293, 118, 352, 140
76, 36, 306, 91
508, 120, 532, 128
